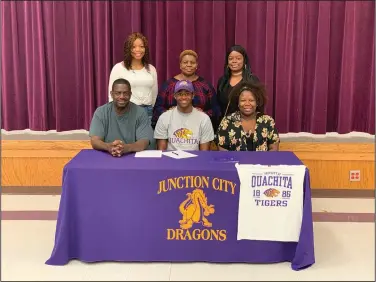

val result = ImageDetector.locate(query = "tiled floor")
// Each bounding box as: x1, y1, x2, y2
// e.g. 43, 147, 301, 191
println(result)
1, 195, 375, 281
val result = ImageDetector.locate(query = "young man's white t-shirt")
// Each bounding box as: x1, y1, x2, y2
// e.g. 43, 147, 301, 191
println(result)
154, 107, 214, 151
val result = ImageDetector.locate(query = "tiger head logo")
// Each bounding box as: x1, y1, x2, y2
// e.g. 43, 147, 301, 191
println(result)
264, 188, 280, 198
173, 128, 193, 140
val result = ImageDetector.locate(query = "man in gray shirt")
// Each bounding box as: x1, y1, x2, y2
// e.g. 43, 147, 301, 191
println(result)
154, 80, 214, 151
89, 78, 154, 157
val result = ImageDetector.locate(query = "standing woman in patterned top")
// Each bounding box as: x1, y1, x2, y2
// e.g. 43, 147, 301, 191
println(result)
108, 32, 158, 121
152, 50, 220, 129
216, 45, 259, 123
216, 81, 280, 151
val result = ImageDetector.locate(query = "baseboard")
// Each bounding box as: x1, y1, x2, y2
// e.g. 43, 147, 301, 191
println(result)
1, 186, 62, 195
311, 189, 375, 198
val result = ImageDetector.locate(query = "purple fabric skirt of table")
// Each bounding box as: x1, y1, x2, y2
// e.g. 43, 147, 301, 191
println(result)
46, 150, 315, 270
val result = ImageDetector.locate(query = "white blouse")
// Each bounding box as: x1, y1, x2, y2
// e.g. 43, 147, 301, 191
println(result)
108, 62, 158, 106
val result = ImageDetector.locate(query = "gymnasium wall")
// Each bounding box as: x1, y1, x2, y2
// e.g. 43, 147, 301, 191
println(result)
2, 131, 374, 197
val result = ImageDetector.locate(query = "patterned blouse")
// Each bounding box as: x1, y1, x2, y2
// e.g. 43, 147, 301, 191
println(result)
151, 77, 221, 128
216, 111, 280, 151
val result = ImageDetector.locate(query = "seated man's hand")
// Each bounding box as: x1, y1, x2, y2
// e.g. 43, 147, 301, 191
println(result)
108, 140, 125, 157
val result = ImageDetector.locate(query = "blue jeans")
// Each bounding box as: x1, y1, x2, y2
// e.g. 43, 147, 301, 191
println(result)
140, 105, 153, 123
140, 105, 156, 149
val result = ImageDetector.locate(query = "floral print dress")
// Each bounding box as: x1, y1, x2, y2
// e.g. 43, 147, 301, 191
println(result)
216, 111, 280, 151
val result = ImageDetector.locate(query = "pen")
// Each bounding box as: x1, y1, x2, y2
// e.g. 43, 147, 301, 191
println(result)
172, 151, 179, 156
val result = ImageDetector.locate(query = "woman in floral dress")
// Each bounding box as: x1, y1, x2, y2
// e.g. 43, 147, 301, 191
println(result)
216, 81, 280, 151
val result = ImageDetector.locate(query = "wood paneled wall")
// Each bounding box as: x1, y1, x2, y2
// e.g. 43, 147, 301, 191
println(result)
2, 141, 374, 190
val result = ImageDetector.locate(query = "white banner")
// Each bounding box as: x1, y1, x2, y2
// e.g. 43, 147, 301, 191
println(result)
235, 164, 306, 242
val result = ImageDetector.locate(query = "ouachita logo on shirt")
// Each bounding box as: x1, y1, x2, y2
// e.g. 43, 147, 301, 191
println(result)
169, 128, 199, 145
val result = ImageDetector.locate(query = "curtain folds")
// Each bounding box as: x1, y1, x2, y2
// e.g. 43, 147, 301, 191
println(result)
1, 1, 374, 133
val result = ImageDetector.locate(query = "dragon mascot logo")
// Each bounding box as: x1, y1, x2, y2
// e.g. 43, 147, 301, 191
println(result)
158, 175, 236, 242
167, 188, 226, 241
179, 189, 215, 229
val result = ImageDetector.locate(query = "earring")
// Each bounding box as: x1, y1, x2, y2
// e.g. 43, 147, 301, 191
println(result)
244, 64, 247, 69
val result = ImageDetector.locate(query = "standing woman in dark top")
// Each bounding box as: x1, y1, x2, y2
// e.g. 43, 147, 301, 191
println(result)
216, 45, 260, 122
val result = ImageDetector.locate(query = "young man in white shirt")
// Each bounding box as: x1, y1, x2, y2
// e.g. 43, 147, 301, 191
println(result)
154, 80, 214, 151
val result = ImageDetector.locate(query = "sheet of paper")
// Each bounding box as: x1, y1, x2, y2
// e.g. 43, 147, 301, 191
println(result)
162, 150, 198, 159
135, 150, 162, 158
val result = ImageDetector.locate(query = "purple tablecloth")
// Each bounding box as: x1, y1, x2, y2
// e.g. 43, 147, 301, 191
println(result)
46, 150, 315, 270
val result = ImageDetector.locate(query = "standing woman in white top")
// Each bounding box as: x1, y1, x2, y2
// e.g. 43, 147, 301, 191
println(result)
108, 32, 158, 121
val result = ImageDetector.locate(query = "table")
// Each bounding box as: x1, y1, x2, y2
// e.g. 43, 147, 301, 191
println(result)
46, 150, 315, 270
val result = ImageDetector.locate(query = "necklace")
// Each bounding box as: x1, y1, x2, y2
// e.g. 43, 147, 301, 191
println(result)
245, 131, 253, 137
232, 71, 242, 76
